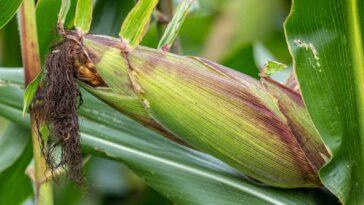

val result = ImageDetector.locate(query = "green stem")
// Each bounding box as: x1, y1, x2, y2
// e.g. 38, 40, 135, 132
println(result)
18, 0, 54, 204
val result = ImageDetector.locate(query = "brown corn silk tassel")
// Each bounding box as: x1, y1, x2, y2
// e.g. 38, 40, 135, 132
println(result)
42, 39, 85, 184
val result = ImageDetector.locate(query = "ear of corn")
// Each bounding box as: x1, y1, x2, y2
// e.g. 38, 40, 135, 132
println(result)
81, 34, 329, 188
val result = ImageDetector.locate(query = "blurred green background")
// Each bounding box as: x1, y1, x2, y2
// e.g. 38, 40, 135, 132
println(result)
0, 0, 292, 204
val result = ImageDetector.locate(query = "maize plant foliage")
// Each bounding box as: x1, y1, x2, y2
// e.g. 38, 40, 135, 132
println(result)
0, 0, 362, 204
285, 0, 364, 204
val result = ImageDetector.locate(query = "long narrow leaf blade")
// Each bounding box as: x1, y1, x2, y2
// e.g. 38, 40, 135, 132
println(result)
58, 0, 71, 25
0, 142, 33, 205
36, 0, 62, 63
0, 123, 29, 172
285, 0, 364, 203
0, 0, 23, 29
157, 0, 193, 51
74, 0, 92, 33
90, 0, 135, 36
119, 0, 159, 49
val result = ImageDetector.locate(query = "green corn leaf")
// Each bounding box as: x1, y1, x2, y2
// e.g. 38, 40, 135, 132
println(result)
0, 68, 339, 205
0, 122, 32, 205
90, 0, 135, 37
0, 17, 22, 67
22, 71, 42, 117
64, 0, 78, 29
0, 0, 23, 29
119, 0, 159, 50
36, 0, 77, 63
82, 35, 329, 188
58, 0, 71, 25
0, 123, 29, 172
36, 0, 62, 63
0, 142, 33, 205
285, 0, 364, 203
157, 0, 194, 51
74, 0, 92, 33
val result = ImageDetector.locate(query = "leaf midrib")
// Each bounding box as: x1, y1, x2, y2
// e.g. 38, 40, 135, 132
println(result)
347, 0, 364, 185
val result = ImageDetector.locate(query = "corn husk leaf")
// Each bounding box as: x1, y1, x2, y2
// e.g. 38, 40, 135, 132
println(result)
82, 35, 329, 188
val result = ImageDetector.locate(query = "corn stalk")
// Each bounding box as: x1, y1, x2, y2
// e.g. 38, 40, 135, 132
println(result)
18, 0, 53, 204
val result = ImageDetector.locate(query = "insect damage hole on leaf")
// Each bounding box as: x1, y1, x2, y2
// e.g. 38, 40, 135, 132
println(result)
294, 39, 321, 68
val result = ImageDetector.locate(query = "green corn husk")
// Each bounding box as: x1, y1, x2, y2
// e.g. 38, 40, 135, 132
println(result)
80, 34, 329, 188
